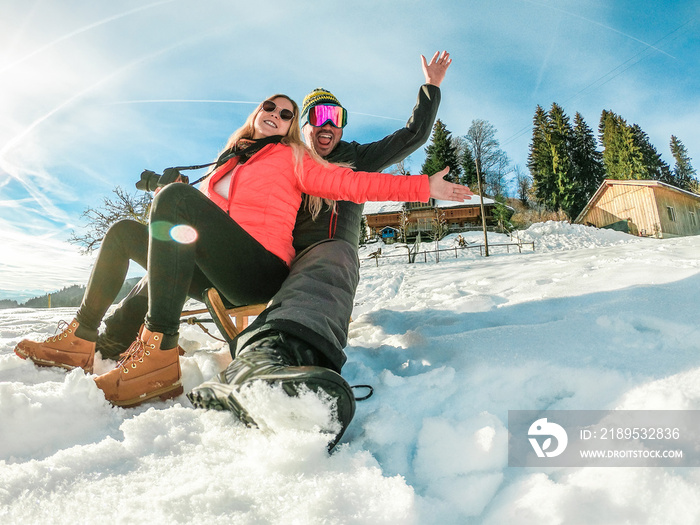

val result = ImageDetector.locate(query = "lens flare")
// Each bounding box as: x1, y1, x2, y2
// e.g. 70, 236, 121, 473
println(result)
150, 221, 173, 241
170, 224, 198, 244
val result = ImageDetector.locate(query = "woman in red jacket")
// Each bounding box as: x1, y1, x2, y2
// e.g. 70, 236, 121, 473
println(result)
15, 94, 472, 407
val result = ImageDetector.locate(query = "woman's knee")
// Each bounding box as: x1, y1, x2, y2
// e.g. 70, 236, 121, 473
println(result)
152, 182, 195, 204
150, 183, 198, 218
104, 219, 147, 246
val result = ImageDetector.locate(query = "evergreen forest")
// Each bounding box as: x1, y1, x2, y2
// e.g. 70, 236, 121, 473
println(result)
417, 105, 698, 222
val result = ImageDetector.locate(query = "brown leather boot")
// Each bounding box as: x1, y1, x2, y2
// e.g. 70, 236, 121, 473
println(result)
14, 319, 95, 373
94, 327, 182, 407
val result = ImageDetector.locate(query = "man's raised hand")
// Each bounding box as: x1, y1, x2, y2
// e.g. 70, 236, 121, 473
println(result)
421, 51, 452, 87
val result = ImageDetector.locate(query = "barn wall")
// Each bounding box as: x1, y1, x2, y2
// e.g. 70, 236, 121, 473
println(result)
652, 187, 700, 238
579, 181, 700, 238
580, 184, 659, 236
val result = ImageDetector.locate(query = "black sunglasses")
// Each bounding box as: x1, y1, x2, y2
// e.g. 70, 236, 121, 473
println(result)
261, 100, 295, 121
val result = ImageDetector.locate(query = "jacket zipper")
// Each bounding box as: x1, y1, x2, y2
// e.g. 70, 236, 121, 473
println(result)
328, 208, 338, 238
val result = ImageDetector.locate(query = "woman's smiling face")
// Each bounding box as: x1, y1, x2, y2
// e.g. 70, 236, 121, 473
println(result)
252, 96, 295, 139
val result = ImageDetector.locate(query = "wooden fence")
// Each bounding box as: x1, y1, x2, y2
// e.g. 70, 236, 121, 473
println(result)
363, 241, 535, 266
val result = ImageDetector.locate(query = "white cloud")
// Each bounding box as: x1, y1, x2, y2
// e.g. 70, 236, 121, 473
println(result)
0, 219, 96, 299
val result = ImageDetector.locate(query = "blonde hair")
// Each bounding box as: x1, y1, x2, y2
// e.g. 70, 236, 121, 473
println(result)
221, 94, 335, 218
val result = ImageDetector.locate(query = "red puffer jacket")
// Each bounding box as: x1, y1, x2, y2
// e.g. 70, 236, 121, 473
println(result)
203, 143, 429, 265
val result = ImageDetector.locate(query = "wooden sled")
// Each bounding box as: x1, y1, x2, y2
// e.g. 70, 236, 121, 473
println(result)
180, 288, 267, 343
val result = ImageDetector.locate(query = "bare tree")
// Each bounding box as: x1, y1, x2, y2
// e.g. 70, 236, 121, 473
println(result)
464, 120, 505, 195
464, 119, 507, 256
68, 186, 152, 254
389, 157, 412, 176
429, 209, 447, 262
486, 151, 511, 197
430, 209, 447, 241
398, 206, 410, 243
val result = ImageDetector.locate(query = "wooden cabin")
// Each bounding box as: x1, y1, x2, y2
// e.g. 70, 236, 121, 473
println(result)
575, 179, 700, 238
363, 197, 496, 239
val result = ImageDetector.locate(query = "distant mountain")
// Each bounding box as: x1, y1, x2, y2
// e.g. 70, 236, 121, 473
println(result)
4, 277, 144, 309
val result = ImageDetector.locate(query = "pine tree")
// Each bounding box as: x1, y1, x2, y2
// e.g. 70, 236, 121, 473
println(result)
599, 110, 622, 179
529, 105, 607, 218
492, 194, 513, 232
528, 105, 555, 209
547, 103, 574, 215
599, 110, 644, 180
620, 122, 646, 179
598, 110, 615, 175
670, 135, 697, 192
421, 120, 462, 182
570, 112, 605, 218
460, 144, 478, 189
630, 124, 671, 182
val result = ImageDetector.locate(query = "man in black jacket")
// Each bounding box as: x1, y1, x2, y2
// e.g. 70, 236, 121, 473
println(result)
103, 51, 452, 448
188, 52, 453, 448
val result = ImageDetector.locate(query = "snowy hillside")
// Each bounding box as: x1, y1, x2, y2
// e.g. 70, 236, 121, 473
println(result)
1, 222, 700, 524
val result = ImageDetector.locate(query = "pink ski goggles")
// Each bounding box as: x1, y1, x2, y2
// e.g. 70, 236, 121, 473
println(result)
305, 104, 348, 128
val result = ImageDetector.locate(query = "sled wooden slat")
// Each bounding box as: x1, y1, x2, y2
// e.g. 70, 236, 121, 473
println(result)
181, 290, 267, 341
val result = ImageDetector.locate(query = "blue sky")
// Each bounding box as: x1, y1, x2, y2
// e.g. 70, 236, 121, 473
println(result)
1, 0, 698, 300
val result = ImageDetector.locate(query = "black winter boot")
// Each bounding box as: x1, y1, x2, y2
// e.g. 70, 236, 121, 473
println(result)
187, 332, 355, 450
97, 332, 186, 361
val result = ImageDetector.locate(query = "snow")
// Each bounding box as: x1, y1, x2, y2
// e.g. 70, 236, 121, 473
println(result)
1, 221, 700, 524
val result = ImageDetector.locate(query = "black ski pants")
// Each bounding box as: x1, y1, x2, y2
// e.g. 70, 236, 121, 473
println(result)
230, 239, 360, 372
